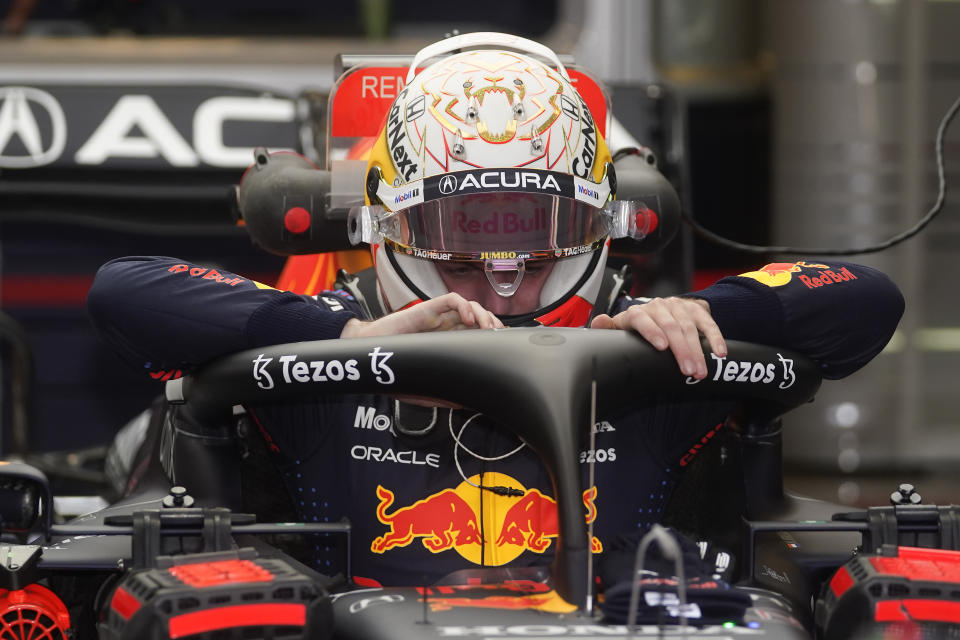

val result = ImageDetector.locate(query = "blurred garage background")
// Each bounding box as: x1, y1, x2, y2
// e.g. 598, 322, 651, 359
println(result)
0, 0, 957, 506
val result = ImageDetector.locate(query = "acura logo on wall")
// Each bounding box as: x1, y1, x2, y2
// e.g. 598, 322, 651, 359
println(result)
0, 87, 67, 168
438, 175, 458, 195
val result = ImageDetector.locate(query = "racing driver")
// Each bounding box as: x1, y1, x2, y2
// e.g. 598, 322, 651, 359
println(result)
87, 37, 905, 588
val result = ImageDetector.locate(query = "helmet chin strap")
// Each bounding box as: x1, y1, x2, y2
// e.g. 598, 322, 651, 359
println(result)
484, 258, 525, 298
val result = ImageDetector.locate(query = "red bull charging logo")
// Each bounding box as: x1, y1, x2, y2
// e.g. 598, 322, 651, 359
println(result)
739, 261, 830, 287
371, 473, 602, 565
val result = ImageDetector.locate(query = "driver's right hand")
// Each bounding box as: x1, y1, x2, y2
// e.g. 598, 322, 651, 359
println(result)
340, 292, 503, 339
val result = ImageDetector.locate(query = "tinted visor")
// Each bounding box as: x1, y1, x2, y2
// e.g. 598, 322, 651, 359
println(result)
377, 193, 609, 259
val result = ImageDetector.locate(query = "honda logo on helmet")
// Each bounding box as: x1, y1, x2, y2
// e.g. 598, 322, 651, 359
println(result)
0, 86, 67, 168
439, 175, 458, 195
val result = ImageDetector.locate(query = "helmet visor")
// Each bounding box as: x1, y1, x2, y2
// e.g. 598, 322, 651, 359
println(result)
375, 193, 610, 260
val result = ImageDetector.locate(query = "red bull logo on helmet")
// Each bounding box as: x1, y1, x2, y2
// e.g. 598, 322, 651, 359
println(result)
454, 209, 549, 235
371, 473, 602, 566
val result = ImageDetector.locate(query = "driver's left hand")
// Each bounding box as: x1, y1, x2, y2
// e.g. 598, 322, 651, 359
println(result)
590, 297, 726, 381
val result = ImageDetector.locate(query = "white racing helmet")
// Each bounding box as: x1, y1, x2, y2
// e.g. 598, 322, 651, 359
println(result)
350, 33, 645, 327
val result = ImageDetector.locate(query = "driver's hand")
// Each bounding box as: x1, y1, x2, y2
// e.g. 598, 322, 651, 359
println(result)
590, 297, 726, 380
340, 292, 503, 339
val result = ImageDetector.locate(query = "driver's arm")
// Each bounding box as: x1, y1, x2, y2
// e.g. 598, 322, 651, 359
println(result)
87, 256, 499, 379
596, 260, 903, 380
688, 261, 903, 378
87, 256, 364, 378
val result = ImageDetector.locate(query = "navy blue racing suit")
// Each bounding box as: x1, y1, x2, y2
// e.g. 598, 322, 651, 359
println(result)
87, 257, 903, 586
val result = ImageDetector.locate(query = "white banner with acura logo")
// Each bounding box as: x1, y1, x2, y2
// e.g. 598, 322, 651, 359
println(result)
0, 84, 298, 170
424, 169, 575, 201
